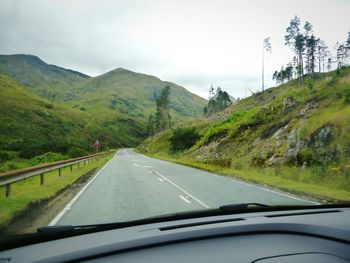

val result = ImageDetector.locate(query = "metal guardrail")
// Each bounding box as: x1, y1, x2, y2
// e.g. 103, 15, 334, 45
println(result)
0, 151, 113, 198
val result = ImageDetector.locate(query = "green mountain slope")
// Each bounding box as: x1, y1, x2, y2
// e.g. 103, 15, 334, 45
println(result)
138, 67, 350, 201
0, 55, 206, 122
0, 54, 206, 169
0, 74, 144, 162
68, 68, 206, 121
0, 54, 89, 99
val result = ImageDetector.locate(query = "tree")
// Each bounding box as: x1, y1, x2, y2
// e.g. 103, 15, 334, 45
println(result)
346, 31, 350, 63
203, 106, 208, 116
327, 58, 332, 72
146, 114, 155, 137
155, 86, 171, 132
262, 37, 271, 92
337, 43, 346, 68
305, 34, 319, 74
204, 86, 232, 116
317, 40, 329, 72
272, 70, 278, 86
285, 16, 305, 87
209, 85, 215, 99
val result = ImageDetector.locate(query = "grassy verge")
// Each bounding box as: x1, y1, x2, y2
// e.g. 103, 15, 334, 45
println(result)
140, 152, 350, 203
0, 153, 114, 228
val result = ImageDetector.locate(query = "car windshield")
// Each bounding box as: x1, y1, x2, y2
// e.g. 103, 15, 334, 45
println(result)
0, 0, 349, 239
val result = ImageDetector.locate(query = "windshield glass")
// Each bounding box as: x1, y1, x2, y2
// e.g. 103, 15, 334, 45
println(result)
0, 0, 349, 238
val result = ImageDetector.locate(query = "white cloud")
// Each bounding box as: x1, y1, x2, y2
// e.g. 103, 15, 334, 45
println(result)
0, 0, 349, 98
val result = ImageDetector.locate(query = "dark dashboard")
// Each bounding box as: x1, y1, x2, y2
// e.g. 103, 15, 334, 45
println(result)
1, 207, 350, 262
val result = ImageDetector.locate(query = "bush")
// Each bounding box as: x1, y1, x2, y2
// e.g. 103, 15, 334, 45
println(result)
297, 147, 314, 165
29, 152, 69, 165
68, 146, 89, 158
0, 151, 9, 162
343, 89, 350, 104
170, 127, 200, 152
305, 77, 313, 90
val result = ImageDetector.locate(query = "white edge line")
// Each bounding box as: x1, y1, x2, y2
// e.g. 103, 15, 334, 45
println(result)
154, 171, 210, 208
230, 178, 320, 205
179, 195, 191, 204
133, 149, 319, 205
49, 153, 117, 226
134, 150, 318, 205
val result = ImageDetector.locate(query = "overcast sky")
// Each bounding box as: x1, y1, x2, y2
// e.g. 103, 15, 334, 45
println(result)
0, 0, 349, 99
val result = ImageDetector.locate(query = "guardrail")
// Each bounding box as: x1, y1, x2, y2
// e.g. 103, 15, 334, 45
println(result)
0, 151, 114, 198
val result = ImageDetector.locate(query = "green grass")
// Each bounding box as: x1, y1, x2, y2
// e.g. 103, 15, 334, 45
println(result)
0, 153, 114, 228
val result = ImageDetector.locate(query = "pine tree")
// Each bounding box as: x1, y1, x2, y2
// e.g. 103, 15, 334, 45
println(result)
285, 16, 305, 87
146, 114, 155, 137
155, 86, 171, 132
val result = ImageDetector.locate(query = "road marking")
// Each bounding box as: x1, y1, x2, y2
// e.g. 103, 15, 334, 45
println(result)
134, 163, 152, 168
229, 177, 319, 205
49, 153, 117, 226
133, 149, 318, 205
179, 195, 191, 204
123, 149, 136, 160
154, 171, 210, 208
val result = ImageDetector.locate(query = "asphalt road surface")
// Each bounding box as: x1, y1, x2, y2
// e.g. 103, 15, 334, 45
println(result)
51, 149, 317, 226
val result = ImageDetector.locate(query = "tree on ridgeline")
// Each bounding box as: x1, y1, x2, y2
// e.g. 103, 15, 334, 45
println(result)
204, 86, 232, 116
285, 16, 305, 87
262, 37, 271, 92
317, 40, 329, 72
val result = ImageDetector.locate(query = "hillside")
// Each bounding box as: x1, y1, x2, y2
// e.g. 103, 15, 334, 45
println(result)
66, 68, 206, 122
0, 55, 207, 123
0, 54, 89, 99
137, 67, 350, 201
0, 54, 206, 170
0, 74, 145, 171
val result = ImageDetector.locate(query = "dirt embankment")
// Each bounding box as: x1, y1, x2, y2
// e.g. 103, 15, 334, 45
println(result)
0, 168, 97, 237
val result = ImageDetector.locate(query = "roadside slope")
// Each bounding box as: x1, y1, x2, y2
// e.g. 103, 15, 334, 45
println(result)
137, 67, 350, 202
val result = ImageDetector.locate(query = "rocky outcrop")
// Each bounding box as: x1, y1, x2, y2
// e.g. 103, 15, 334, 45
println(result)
283, 96, 295, 109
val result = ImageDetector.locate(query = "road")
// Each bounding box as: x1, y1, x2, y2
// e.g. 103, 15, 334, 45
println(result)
51, 149, 316, 226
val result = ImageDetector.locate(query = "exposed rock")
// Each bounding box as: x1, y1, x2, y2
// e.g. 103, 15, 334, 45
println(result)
310, 125, 332, 148
298, 101, 318, 118
265, 155, 284, 166
283, 96, 295, 109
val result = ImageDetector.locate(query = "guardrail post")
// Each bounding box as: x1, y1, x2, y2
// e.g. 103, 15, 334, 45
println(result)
78, 162, 80, 170
5, 184, 11, 198
70, 165, 73, 172
40, 173, 44, 186
58, 168, 62, 177
84, 160, 86, 166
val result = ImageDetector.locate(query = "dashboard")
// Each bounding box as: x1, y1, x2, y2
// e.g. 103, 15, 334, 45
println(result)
1, 207, 350, 262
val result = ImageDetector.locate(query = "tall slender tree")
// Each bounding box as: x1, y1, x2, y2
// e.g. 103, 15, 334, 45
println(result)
262, 37, 271, 92
285, 16, 305, 87
146, 114, 155, 137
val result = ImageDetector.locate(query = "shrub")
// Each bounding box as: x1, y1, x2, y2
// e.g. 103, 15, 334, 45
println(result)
68, 146, 89, 158
170, 127, 200, 152
297, 147, 314, 165
0, 151, 9, 162
343, 89, 350, 104
305, 77, 313, 90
